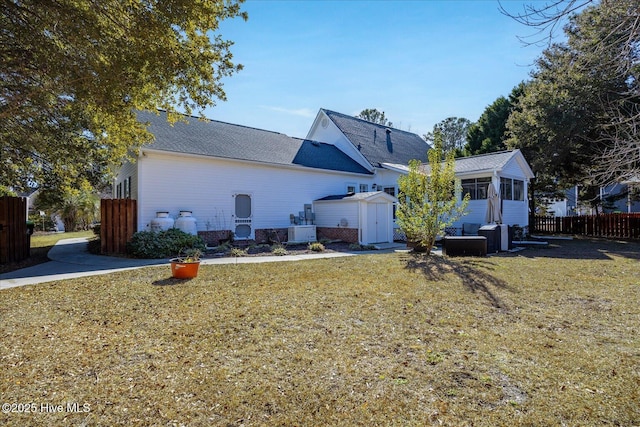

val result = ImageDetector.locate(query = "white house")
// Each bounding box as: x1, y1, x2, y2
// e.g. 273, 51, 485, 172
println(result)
543, 181, 640, 217
114, 109, 535, 245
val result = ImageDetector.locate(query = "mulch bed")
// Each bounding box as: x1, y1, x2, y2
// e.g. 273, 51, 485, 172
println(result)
205, 241, 363, 258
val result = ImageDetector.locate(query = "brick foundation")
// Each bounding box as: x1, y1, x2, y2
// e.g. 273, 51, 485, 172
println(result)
200, 227, 360, 245
317, 227, 359, 243
255, 228, 288, 244
198, 230, 233, 246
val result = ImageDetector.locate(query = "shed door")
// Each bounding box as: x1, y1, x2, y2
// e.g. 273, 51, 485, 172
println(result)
234, 194, 252, 239
366, 203, 389, 244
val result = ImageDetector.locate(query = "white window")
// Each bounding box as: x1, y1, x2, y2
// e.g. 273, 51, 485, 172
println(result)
501, 178, 525, 201
359, 184, 369, 193
513, 179, 525, 201
124, 176, 131, 199
346, 184, 356, 194
501, 177, 513, 200
462, 177, 491, 200
382, 186, 396, 197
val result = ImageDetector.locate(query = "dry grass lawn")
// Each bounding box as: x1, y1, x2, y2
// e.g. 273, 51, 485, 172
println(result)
1, 238, 639, 426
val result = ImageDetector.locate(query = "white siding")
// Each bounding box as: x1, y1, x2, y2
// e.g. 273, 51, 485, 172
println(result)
452, 187, 529, 228
501, 157, 525, 178
313, 201, 359, 229
373, 168, 402, 193
114, 159, 138, 199
499, 159, 530, 227
453, 199, 487, 228
502, 200, 529, 226
136, 151, 370, 232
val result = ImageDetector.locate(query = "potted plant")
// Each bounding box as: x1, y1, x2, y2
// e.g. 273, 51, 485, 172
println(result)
170, 248, 202, 279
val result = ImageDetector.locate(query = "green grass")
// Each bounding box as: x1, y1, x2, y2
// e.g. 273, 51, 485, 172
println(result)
0, 231, 94, 274
1, 238, 639, 426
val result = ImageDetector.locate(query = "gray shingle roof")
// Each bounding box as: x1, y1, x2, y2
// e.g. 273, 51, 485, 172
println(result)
383, 150, 533, 177
138, 110, 371, 175
447, 151, 523, 174
323, 109, 430, 167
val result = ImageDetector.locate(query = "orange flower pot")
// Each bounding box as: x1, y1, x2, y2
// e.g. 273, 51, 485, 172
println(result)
170, 259, 200, 279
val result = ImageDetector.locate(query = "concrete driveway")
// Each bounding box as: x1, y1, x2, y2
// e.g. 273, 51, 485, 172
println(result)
0, 238, 166, 290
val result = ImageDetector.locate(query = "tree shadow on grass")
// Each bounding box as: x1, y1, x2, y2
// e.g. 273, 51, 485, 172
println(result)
404, 254, 509, 310
510, 237, 640, 261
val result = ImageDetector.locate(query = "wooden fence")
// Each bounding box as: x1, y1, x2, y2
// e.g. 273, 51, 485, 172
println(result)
0, 196, 29, 263
100, 199, 137, 255
532, 214, 640, 239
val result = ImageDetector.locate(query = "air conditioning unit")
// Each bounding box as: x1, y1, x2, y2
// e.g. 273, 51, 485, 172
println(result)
288, 225, 317, 243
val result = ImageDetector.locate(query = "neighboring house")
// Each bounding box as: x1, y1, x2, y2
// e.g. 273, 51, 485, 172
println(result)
21, 188, 66, 232
543, 182, 640, 216
600, 182, 640, 213
114, 109, 535, 245
22, 188, 39, 218
543, 187, 579, 217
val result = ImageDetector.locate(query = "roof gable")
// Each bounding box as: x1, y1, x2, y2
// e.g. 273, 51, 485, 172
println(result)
322, 109, 430, 167
137, 110, 371, 175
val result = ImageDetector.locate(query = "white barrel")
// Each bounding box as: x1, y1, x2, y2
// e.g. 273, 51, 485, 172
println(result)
175, 210, 197, 235
150, 211, 174, 232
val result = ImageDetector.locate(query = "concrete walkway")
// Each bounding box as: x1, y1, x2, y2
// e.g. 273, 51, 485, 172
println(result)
1, 238, 405, 290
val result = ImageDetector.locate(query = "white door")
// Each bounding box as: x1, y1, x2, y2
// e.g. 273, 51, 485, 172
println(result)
234, 193, 252, 239
366, 203, 389, 244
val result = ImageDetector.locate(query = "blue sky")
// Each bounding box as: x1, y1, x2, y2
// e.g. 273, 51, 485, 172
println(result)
206, 0, 547, 139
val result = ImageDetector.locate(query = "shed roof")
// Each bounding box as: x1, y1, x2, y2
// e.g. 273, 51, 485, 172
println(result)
138, 110, 371, 175
322, 109, 429, 167
315, 191, 397, 203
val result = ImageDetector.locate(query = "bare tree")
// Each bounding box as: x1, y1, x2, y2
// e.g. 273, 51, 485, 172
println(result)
596, 103, 640, 184
498, 0, 594, 45
503, 0, 640, 186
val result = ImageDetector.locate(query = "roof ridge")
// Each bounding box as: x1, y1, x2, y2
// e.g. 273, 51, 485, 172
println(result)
321, 108, 422, 137
149, 109, 290, 138
454, 150, 515, 160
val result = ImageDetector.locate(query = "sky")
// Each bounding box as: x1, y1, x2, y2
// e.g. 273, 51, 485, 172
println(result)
204, 0, 549, 139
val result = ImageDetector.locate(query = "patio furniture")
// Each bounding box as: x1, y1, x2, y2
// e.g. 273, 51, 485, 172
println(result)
443, 236, 487, 257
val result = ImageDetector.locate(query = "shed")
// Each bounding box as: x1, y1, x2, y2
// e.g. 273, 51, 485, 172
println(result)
314, 191, 397, 245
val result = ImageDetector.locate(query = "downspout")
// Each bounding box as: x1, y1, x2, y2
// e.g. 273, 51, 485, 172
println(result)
358, 200, 363, 245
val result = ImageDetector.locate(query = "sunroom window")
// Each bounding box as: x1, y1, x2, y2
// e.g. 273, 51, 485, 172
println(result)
461, 177, 491, 200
